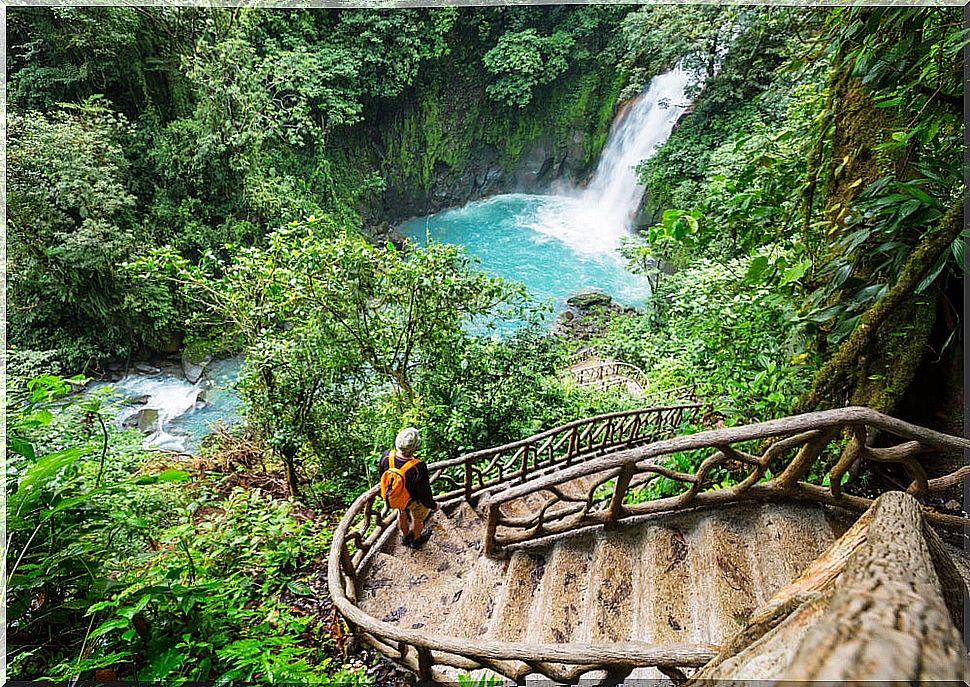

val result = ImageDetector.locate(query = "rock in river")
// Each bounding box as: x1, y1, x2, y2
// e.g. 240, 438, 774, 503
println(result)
566, 289, 613, 310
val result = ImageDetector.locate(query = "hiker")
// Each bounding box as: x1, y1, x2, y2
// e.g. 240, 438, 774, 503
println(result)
378, 427, 439, 549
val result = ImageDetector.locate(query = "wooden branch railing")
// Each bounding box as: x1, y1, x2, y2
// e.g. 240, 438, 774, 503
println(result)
328, 405, 969, 682
483, 406, 970, 557
327, 403, 705, 679
570, 360, 650, 390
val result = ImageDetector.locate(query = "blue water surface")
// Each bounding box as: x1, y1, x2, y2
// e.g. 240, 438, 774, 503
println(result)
398, 194, 650, 330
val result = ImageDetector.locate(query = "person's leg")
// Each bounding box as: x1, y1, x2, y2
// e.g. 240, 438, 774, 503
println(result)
397, 508, 411, 537
408, 503, 432, 546
411, 511, 425, 539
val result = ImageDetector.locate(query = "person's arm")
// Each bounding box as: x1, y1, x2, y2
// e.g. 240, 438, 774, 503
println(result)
408, 461, 437, 510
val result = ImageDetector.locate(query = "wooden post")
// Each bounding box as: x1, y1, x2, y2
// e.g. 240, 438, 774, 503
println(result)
519, 444, 530, 482
340, 545, 355, 604
629, 413, 642, 444
416, 646, 433, 681
607, 463, 636, 524
484, 501, 501, 558
600, 418, 613, 452
463, 459, 472, 499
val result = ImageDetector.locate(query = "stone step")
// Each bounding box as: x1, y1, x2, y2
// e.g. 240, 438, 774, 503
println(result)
746, 502, 839, 602
633, 521, 706, 644
358, 552, 462, 632
446, 500, 487, 548
691, 512, 760, 640
440, 555, 509, 639
358, 497, 850, 681
581, 530, 639, 644
488, 550, 548, 642
527, 536, 595, 644
384, 510, 478, 576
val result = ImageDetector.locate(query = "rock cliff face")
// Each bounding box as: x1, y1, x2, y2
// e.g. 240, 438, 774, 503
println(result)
373, 130, 593, 227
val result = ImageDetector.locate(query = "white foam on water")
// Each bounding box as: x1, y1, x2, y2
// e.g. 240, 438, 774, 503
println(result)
527, 68, 692, 256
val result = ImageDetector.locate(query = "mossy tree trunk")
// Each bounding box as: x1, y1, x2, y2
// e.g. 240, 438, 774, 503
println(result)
795, 9, 963, 418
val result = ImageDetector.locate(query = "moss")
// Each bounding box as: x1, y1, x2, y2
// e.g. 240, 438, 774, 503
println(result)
850, 297, 936, 413
824, 71, 903, 234
375, 62, 626, 195
794, 200, 963, 415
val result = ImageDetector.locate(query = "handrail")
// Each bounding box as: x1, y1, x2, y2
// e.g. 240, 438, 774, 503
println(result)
423, 403, 704, 505
570, 360, 649, 389
327, 405, 970, 681
482, 406, 970, 556
327, 402, 705, 680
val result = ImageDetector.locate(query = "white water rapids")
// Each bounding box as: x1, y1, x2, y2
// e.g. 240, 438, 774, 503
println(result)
527, 68, 692, 256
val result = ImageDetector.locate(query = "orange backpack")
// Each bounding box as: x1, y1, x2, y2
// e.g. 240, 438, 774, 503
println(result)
380, 450, 420, 510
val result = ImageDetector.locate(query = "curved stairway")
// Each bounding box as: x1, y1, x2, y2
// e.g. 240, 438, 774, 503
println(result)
358, 497, 854, 682
330, 407, 970, 683
566, 352, 696, 405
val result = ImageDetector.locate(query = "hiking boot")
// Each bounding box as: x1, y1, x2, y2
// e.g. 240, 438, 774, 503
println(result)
411, 529, 432, 549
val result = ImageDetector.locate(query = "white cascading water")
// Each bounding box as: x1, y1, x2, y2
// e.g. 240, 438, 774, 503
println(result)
85, 357, 243, 453
528, 68, 692, 256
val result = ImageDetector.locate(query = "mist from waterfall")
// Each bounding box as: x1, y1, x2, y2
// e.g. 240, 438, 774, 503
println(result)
399, 68, 694, 319
526, 68, 692, 257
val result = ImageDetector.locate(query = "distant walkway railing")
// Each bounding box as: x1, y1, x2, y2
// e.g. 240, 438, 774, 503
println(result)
483, 406, 970, 556
570, 360, 650, 391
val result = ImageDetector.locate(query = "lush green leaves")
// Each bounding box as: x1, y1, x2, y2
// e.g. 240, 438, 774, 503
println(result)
483, 29, 574, 107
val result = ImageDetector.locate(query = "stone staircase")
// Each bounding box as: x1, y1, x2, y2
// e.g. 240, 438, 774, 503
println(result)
358, 487, 855, 681
333, 408, 970, 682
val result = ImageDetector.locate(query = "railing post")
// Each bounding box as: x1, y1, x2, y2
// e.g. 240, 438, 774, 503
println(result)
484, 501, 500, 558
416, 646, 433, 682
464, 459, 473, 500
607, 464, 636, 524
600, 418, 613, 451
519, 444, 530, 482
340, 545, 357, 603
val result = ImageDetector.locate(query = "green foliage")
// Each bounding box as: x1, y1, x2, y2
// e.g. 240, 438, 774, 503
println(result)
7, 101, 181, 370
418, 328, 570, 457
483, 29, 574, 108
131, 222, 537, 498
600, 259, 813, 423
6, 372, 184, 679
74, 489, 334, 684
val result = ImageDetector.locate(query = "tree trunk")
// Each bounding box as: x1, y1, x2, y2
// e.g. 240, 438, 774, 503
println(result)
281, 444, 301, 500
793, 199, 963, 415
687, 492, 970, 683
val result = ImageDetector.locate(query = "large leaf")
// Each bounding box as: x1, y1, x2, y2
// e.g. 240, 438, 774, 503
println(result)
8, 447, 87, 523
8, 435, 35, 461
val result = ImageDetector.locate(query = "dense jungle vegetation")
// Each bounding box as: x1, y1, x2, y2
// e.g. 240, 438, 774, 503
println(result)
7, 5, 965, 683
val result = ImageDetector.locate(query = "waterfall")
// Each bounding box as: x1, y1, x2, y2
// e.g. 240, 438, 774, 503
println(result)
527, 68, 692, 257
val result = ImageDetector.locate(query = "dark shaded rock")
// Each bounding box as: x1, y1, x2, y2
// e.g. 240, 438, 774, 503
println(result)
156, 332, 182, 354
134, 362, 161, 375
136, 408, 159, 433
566, 289, 613, 310
126, 394, 150, 406
182, 351, 212, 384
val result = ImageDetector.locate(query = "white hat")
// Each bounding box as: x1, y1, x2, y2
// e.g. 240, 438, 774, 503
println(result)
395, 427, 421, 455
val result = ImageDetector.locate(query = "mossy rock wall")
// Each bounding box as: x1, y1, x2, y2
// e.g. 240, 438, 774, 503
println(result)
357, 66, 627, 224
